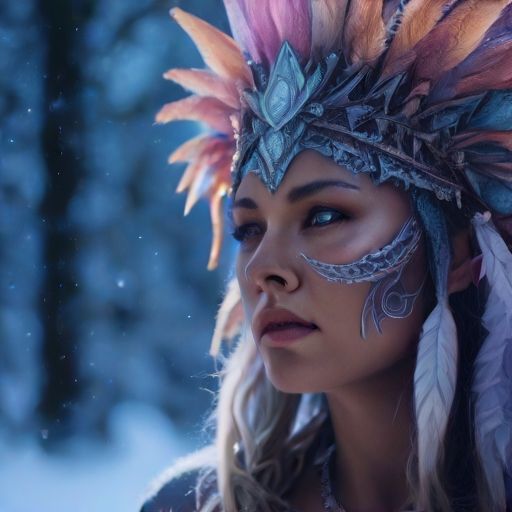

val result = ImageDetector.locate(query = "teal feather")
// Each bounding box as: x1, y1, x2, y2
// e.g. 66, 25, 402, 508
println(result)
467, 91, 512, 131
465, 170, 512, 215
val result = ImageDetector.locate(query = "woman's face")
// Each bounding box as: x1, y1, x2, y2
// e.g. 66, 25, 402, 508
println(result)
232, 150, 432, 393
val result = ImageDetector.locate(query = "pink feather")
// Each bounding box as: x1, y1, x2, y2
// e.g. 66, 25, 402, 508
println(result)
169, 134, 217, 164
269, 0, 312, 61
224, 0, 312, 66
164, 68, 241, 109
183, 152, 226, 216
176, 159, 204, 196
174, 137, 233, 193
223, 0, 263, 62
155, 96, 235, 134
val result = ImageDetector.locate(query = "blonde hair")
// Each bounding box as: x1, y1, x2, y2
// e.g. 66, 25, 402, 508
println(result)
199, 324, 326, 511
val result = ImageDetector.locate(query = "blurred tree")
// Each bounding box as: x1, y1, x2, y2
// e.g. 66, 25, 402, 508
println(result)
0, 0, 234, 446
38, 0, 93, 440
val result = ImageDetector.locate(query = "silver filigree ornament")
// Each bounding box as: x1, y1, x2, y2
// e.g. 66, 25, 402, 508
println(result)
235, 42, 338, 193
300, 216, 426, 339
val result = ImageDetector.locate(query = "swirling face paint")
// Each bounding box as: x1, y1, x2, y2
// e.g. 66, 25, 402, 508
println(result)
300, 216, 427, 339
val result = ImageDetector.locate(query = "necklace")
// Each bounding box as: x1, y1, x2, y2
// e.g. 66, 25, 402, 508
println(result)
320, 444, 346, 512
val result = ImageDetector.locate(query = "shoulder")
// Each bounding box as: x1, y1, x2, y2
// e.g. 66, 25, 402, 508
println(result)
139, 445, 218, 512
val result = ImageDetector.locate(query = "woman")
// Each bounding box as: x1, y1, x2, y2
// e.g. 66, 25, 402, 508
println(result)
142, 1, 512, 511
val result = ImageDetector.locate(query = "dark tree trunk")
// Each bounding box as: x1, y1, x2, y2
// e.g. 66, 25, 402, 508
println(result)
38, 0, 88, 438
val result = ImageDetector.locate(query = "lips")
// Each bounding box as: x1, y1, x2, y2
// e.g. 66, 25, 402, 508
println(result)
254, 307, 318, 341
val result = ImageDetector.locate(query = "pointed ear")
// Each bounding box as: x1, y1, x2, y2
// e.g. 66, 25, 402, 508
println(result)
447, 228, 474, 295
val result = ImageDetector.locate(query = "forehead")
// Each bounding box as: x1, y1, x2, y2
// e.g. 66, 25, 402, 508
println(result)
232, 149, 414, 219
234, 149, 364, 198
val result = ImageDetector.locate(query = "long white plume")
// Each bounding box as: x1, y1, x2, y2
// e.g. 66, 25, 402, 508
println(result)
472, 211, 512, 511
414, 297, 458, 501
412, 190, 458, 507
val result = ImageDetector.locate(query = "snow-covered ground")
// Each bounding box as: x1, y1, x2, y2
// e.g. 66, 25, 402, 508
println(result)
0, 402, 197, 512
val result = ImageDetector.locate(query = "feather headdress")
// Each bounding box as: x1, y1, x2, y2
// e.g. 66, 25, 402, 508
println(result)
159, 1, 512, 270
158, 1, 512, 510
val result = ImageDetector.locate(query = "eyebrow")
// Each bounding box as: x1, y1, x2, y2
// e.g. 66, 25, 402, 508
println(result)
287, 179, 360, 202
232, 179, 360, 210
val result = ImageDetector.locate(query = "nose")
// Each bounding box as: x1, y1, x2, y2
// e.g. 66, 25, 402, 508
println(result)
242, 233, 300, 294
241, 237, 300, 293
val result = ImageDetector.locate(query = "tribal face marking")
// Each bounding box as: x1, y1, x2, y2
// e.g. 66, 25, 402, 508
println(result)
300, 216, 426, 339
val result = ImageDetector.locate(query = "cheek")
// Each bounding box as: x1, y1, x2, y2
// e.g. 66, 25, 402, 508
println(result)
304, 223, 376, 267
319, 244, 430, 380
316, 282, 392, 374
315, 280, 368, 340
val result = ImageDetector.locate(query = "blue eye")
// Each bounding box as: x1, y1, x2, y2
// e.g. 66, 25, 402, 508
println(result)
308, 207, 347, 227
230, 223, 261, 243
230, 207, 348, 244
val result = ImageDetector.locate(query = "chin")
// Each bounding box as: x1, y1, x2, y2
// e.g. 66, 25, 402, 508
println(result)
260, 348, 329, 394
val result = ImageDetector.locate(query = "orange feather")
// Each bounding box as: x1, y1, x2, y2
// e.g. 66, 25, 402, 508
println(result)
413, 0, 510, 84
384, 0, 453, 66
207, 181, 229, 271
170, 8, 253, 85
343, 0, 386, 64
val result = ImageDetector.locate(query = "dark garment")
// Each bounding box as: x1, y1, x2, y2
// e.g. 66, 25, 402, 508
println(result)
141, 467, 512, 511
141, 469, 200, 512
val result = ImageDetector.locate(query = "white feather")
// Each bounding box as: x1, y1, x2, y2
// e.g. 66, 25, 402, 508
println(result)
472, 212, 512, 510
414, 299, 458, 489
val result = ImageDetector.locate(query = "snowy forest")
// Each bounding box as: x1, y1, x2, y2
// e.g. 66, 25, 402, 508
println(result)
0, 1, 233, 509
